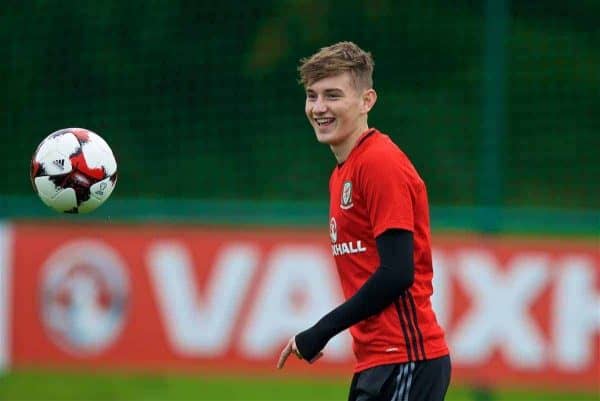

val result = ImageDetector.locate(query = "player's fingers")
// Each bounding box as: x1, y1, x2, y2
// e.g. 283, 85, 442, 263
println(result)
308, 352, 324, 364
277, 342, 292, 369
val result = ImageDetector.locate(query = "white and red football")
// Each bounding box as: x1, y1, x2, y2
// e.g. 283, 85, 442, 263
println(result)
30, 128, 118, 213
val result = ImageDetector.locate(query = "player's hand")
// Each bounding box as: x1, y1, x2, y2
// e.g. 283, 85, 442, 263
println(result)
277, 336, 323, 369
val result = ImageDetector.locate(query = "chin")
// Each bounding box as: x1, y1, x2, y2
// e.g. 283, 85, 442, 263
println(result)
314, 129, 339, 145
315, 133, 338, 145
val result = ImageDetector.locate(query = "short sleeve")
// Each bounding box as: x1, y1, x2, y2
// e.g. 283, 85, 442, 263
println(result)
358, 153, 414, 237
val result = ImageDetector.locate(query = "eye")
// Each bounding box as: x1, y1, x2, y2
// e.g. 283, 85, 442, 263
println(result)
306, 93, 317, 100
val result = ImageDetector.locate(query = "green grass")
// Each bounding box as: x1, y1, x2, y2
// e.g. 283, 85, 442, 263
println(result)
0, 369, 597, 401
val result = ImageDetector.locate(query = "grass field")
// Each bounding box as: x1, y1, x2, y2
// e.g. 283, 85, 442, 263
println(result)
0, 370, 597, 401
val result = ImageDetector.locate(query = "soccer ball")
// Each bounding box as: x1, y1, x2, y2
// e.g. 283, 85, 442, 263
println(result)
30, 128, 118, 213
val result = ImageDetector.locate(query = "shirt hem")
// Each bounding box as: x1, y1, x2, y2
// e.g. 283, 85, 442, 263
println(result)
353, 348, 450, 373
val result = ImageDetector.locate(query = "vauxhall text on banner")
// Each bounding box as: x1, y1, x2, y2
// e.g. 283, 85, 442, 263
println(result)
6, 223, 600, 389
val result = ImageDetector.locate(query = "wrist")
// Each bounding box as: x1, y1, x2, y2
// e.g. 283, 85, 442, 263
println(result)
295, 323, 328, 361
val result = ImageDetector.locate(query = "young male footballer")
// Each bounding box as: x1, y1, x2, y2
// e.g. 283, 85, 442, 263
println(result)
277, 42, 451, 401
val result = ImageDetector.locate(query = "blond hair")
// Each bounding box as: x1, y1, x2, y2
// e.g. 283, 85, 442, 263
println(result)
298, 41, 374, 90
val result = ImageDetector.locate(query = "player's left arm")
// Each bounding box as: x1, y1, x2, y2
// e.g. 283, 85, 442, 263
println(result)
291, 228, 415, 363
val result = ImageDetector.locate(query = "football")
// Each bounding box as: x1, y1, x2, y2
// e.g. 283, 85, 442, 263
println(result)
30, 128, 118, 213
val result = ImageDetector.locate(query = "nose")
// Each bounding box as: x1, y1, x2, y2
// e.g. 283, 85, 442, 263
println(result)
313, 97, 327, 114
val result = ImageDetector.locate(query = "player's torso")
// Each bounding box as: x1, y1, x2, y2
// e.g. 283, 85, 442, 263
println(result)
328, 130, 402, 301
329, 165, 379, 289
328, 130, 449, 371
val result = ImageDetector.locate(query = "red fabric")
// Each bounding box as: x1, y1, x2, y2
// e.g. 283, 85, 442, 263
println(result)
328, 129, 449, 372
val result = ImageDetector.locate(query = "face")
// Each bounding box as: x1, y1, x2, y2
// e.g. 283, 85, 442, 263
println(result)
304, 72, 375, 147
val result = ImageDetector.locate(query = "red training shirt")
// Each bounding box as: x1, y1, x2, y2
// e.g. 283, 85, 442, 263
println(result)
328, 128, 449, 372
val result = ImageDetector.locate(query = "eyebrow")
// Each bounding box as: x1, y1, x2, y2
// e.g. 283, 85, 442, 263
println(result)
306, 88, 344, 94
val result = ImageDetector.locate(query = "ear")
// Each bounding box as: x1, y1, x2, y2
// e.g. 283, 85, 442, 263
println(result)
361, 89, 377, 113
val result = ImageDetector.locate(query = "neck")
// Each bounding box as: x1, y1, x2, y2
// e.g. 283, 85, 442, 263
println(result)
331, 124, 370, 163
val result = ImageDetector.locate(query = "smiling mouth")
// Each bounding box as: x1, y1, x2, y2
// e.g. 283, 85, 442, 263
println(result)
315, 117, 335, 127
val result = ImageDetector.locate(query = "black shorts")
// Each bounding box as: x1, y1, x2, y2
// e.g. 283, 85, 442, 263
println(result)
348, 355, 451, 401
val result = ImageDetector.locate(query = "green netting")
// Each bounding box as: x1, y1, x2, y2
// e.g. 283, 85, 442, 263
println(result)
1, 0, 598, 209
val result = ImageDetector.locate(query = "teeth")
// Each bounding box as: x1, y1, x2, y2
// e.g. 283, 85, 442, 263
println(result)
315, 118, 334, 126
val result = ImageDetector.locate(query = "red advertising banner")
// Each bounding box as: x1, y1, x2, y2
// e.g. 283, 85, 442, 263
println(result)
7, 222, 600, 389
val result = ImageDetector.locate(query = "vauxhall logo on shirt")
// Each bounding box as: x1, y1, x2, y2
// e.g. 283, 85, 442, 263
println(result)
329, 217, 337, 243
329, 217, 367, 256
